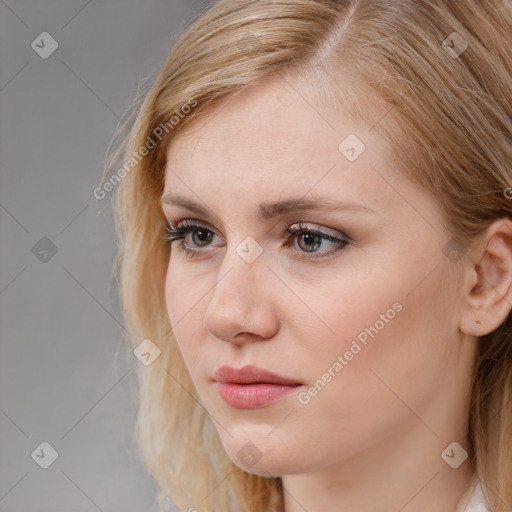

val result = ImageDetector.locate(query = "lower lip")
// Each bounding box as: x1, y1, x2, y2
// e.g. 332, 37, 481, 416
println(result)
215, 382, 301, 409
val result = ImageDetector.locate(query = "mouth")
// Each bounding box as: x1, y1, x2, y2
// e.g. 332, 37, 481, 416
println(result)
212, 365, 303, 409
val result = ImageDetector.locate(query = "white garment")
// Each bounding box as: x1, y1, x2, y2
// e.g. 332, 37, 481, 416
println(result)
456, 478, 489, 512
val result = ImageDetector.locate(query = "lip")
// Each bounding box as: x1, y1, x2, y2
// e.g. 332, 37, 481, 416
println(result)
213, 364, 302, 385
212, 365, 303, 409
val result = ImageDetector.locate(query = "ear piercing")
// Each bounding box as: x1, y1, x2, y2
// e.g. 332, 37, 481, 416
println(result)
475, 319, 481, 325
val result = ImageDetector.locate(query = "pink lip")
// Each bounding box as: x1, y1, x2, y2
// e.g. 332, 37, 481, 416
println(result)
212, 365, 302, 409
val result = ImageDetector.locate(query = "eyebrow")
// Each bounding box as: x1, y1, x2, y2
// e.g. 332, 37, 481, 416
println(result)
160, 193, 376, 220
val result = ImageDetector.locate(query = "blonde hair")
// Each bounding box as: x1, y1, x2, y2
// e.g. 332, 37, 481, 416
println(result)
100, 1, 512, 510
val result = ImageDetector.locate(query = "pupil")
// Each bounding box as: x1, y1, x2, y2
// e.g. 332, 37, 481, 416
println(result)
300, 233, 320, 252
193, 230, 211, 246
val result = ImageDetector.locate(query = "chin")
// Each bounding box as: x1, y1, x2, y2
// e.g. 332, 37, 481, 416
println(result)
219, 433, 311, 477
229, 452, 299, 477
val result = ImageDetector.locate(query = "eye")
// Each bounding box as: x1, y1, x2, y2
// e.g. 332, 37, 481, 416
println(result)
162, 219, 350, 260
282, 222, 350, 260
163, 219, 218, 258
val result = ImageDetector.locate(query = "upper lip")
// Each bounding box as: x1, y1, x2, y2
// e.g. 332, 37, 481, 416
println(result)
212, 365, 302, 385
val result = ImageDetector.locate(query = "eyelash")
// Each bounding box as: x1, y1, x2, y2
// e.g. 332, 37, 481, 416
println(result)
162, 219, 350, 261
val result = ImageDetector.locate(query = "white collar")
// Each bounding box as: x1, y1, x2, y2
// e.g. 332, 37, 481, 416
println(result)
456, 478, 488, 512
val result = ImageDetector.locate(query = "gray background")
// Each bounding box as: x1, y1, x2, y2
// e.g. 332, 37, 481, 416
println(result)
0, 1, 208, 510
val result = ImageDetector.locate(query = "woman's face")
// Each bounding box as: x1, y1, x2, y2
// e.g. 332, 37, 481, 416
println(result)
161, 71, 475, 477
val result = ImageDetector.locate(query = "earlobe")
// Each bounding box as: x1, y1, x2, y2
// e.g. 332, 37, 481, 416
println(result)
459, 219, 512, 337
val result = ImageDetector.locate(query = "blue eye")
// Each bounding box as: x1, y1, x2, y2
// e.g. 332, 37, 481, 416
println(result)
163, 220, 350, 261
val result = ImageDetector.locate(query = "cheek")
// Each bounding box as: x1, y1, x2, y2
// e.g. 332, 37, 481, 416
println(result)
286, 269, 403, 358
164, 264, 206, 371
164, 263, 182, 327
164, 258, 207, 325
292, 258, 437, 376
297, 267, 453, 434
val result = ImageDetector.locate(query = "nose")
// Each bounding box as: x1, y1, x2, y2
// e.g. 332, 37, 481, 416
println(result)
203, 247, 279, 346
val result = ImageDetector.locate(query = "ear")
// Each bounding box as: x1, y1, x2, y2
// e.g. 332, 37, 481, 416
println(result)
459, 218, 512, 336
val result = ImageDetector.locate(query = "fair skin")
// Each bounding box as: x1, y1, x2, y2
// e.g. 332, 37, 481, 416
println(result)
161, 69, 512, 512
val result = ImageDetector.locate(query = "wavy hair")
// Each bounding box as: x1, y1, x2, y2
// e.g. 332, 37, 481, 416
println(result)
99, 1, 512, 510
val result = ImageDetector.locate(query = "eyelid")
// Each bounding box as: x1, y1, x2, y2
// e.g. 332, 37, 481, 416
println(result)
168, 217, 351, 240
170, 218, 211, 230
287, 221, 351, 241
176, 219, 222, 239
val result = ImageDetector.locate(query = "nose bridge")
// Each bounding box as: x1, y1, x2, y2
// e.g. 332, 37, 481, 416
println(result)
203, 239, 277, 342
209, 240, 264, 311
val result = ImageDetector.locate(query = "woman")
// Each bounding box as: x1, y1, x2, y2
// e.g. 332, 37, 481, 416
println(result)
100, 1, 512, 510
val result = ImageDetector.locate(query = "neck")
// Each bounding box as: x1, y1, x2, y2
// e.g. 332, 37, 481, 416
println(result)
282, 417, 475, 512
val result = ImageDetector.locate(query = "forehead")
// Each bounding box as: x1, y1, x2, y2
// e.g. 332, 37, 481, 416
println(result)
162, 71, 425, 222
